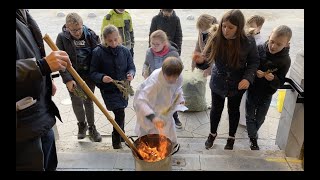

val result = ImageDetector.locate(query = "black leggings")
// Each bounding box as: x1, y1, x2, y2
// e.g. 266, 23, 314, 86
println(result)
210, 91, 244, 137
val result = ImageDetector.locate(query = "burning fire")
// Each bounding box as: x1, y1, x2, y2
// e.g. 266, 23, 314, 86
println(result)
137, 134, 170, 162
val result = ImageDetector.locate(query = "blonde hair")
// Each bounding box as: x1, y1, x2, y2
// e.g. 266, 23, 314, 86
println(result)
150, 29, 169, 45
102, 24, 122, 45
66, 12, 83, 26
196, 14, 218, 31
247, 15, 265, 27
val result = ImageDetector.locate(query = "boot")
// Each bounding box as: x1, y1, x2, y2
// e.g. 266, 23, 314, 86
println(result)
88, 125, 102, 142
77, 122, 88, 139
250, 138, 260, 150
112, 132, 122, 149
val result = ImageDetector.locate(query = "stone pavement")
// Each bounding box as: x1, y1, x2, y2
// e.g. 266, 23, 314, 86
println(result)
51, 40, 301, 172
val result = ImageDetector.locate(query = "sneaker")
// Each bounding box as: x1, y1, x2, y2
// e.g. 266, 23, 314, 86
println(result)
205, 133, 217, 149
250, 138, 260, 150
77, 122, 88, 139
88, 125, 102, 142
224, 137, 235, 150
175, 118, 182, 129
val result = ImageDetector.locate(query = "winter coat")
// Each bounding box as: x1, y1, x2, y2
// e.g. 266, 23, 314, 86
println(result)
16, 9, 61, 142
149, 10, 183, 55
248, 42, 291, 96
101, 9, 134, 50
197, 36, 260, 98
56, 24, 100, 83
90, 44, 136, 111
134, 68, 185, 143
142, 45, 180, 76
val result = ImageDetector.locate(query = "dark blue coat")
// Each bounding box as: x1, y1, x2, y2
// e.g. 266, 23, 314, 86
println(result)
90, 44, 136, 111
197, 36, 259, 98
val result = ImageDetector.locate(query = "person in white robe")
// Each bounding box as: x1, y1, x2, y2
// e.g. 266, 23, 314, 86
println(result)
134, 57, 187, 144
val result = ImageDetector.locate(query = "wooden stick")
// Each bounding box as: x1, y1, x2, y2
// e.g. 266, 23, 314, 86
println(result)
43, 34, 143, 160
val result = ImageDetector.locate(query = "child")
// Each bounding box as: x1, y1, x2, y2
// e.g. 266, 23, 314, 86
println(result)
134, 57, 186, 146
191, 13, 218, 76
142, 29, 183, 129
246, 15, 265, 45
239, 14, 266, 126
90, 24, 136, 149
246, 25, 292, 150
194, 9, 259, 150
56, 12, 101, 142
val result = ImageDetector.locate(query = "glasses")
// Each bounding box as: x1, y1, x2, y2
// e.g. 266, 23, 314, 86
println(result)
68, 27, 82, 33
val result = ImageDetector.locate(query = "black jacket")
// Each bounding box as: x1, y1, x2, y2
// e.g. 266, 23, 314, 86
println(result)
149, 10, 183, 55
248, 42, 291, 96
56, 24, 100, 83
16, 9, 61, 142
197, 36, 260, 98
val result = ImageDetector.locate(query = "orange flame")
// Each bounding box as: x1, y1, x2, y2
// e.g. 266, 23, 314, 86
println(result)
137, 133, 169, 162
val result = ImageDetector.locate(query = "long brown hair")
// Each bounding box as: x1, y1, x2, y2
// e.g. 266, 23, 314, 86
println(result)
203, 9, 246, 69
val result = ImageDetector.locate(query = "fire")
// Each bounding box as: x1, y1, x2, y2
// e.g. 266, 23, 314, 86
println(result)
137, 134, 170, 162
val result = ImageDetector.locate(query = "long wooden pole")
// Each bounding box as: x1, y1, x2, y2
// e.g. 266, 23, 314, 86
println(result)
43, 34, 143, 160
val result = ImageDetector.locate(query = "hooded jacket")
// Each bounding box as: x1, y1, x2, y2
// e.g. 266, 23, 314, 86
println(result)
248, 42, 291, 96
149, 10, 183, 55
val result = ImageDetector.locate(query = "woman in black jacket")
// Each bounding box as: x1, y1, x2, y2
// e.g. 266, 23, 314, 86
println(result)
194, 9, 259, 150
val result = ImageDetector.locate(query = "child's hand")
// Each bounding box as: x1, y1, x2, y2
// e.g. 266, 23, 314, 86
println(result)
102, 75, 113, 83
256, 70, 265, 78
180, 101, 185, 105
265, 73, 275, 81
192, 52, 205, 64
238, 79, 250, 90
152, 116, 165, 129
127, 73, 134, 81
66, 80, 76, 92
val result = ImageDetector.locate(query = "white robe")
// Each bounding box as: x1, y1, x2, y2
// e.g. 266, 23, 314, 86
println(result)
133, 68, 186, 144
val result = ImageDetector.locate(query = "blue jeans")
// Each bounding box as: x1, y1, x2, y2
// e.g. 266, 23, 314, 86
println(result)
16, 128, 57, 171
245, 92, 272, 139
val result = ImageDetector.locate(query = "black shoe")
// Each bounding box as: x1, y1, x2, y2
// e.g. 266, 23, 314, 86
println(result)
88, 125, 102, 142
250, 138, 260, 150
113, 143, 122, 149
224, 138, 235, 150
77, 122, 88, 139
205, 133, 216, 149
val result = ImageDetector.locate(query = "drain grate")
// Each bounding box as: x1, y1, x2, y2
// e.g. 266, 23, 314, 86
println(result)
172, 157, 186, 167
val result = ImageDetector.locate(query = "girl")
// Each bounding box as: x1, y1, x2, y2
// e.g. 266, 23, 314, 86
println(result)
90, 24, 136, 149
194, 9, 259, 150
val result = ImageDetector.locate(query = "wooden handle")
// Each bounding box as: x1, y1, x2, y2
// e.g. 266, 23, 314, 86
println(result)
43, 34, 143, 160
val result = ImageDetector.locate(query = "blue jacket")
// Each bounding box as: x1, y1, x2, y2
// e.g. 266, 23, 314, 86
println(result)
90, 44, 136, 110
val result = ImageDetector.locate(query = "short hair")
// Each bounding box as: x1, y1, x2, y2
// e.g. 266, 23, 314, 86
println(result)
150, 29, 168, 43
272, 25, 292, 41
162, 9, 173, 13
246, 15, 265, 27
196, 14, 218, 30
162, 57, 184, 76
66, 13, 83, 26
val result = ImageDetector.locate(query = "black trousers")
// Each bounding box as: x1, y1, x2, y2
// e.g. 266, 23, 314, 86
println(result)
210, 91, 244, 137
112, 108, 125, 144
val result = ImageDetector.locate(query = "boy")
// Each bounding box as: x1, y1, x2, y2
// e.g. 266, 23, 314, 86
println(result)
134, 57, 186, 145
246, 25, 292, 150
